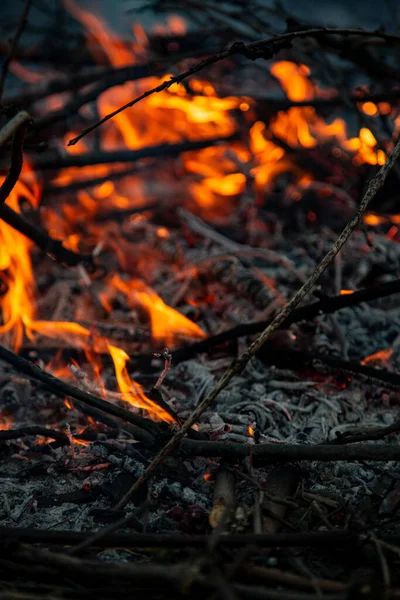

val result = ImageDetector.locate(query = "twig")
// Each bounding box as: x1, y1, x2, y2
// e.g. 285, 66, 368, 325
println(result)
0, 344, 159, 442
0, 526, 396, 548
178, 440, 400, 462
0, 204, 93, 268
25, 136, 236, 170
68, 27, 400, 145
0, 426, 68, 445
169, 277, 400, 364
110, 134, 400, 516
256, 346, 400, 391
0, 114, 30, 205
257, 344, 400, 390
0, 0, 32, 99
0, 111, 31, 148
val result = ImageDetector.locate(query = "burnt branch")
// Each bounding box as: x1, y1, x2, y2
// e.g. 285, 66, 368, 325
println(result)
0, 344, 159, 443
0, 527, 359, 548
25, 136, 236, 170
0, 113, 30, 205
170, 278, 400, 363
0, 111, 31, 148
256, 346, 400, 390
179, 440, 400, 462
68, 27, 400, 146
0, 426, 69, 445
0, 203, 93, 268
0, 0, 32, 100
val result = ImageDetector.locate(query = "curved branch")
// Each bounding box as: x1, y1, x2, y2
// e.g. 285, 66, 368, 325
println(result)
68, 27, 400, 145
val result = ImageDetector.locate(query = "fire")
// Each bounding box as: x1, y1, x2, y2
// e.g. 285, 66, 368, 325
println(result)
108, 275, 206, 346
340, 289, 354, 295
361, 348, 393, 366
2, 5, 400, 432
108, 344, 174, 423
0, 160, 39, 350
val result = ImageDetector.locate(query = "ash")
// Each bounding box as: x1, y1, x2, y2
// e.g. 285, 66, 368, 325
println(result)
1, 222, 400, 540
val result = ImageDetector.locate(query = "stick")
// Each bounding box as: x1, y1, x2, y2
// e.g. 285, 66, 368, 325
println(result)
178, 440, 400, 462
0, 344, 159, 442
0, 426, 68, 445
0, 203, 93, 268
0, 0, 32, 99
111, 134, 400, 514
26, 136, 236, 170
169, 278, 400, 364
0, 111, 31, 148
1, 526, 398, 549
68, 27, 400, 145
0, 114, 30, 206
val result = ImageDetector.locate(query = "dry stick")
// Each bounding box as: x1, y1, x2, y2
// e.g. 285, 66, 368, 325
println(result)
0, 0, 32, 99
0, 203, 93, 268
68, 27, 400, 145
0, 112, 90, 267
0, 426, 68, 445
0, 111, 31, 148
169, 277, 400, 364
0, 115, 30, 205
67, 135, 400, 557
0, 344, 159, 442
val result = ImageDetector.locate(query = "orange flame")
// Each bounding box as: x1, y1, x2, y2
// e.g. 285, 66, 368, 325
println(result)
108, 275, 206, 346
361, 348, 393, 366
108, 344, 174, 423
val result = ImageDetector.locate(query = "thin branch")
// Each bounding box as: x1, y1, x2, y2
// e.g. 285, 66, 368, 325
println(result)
68, 27, 400, 145
0, 114, 30, 205
0, 111, 31, 148
0, 527, 348, 547
169, 278, 400, 364
0, 426, 68, 445
0, 344, 159, 443
0, 203, 94, 268
24, 136, 236, 170
256, 346, 400, 390
178, 440, 400, 462
4, 526, 400, 549
109, 134, 400, 516
0, 0, 32, 99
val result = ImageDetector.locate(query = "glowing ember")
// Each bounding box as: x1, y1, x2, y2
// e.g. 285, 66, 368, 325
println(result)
361, 348, 394, 366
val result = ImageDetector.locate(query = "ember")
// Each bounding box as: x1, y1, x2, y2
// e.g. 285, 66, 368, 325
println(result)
1, 1, 400, 598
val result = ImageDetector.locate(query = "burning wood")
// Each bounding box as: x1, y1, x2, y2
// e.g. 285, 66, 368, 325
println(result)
2, 0, 400, 598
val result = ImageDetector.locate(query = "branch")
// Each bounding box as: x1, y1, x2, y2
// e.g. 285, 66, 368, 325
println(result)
68, 27, 400, 145
25, 136, 236, 170
257, 346, 400, 390
169, 278, 400, 363
178, 440, 400, 462
0, 111, 31, 148
0, 113, 31, 205
0, 344, 159, 443
0, 426, 68, 445
0, 0, 32, 99
0, 203, 94, 268
0, 527, 360, 548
